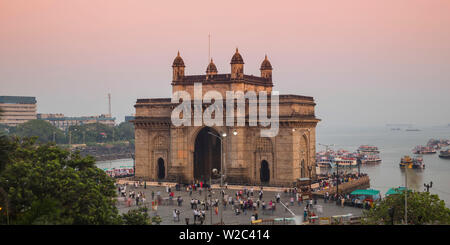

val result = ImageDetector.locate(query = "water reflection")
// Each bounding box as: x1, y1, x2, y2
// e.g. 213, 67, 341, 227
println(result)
400, 168, 424, 192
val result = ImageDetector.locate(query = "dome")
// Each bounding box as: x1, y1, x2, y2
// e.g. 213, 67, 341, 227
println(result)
260, 55, 272, 70
172, 51, 185, 67
230, 48, 244, 64
206, 59, 218, 73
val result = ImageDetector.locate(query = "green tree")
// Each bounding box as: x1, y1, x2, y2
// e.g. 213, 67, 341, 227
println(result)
362, 191, 450, 225
10, 119, 66, 144
115, 122, 134, 141
121, 207, 152, 225
68, 123, 114, 144
68, 122, 134, 145
0, 137, 122, 225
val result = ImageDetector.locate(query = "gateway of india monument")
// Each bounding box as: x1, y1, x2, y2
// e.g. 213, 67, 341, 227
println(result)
133, 49, 320, 186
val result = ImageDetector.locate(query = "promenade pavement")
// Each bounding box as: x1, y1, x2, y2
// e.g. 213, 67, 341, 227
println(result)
115, 181, 363, 225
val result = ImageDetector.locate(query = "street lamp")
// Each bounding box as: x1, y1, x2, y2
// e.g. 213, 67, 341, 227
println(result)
208, 131, 226, 225
336, 161, 339, 199
308, 165, 312, 190
357, 159, 361, 176
424, 181, 433, 192
207, 129, 238, 225
131, 153, 135, 177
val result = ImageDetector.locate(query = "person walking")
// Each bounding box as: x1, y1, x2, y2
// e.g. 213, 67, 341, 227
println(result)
303, 207, 308, 222
193, 209, 198, 223
173, 209, 178, 222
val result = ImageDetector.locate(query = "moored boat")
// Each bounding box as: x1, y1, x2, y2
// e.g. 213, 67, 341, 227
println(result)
400, 156, 413, 168
412, 156, 425, 169
332, 157, 358, 167
357, 145, 381, 164
439, 149, 450, 159
399, 155, 425, 169
413, 145, 436, 154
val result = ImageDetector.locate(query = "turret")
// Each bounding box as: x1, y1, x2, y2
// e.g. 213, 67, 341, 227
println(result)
172, 51, 185, 81
206, 58, 218, 79
230, 48, 244, 79
260, 55, 272, 81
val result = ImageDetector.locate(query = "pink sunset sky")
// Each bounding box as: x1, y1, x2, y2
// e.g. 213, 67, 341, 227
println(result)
1, 0, 449, 127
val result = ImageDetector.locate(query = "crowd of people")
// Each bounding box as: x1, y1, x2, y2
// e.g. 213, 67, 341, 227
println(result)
312, 172, 369, 192
116, 178, 367, 224
117, 182, 147, 207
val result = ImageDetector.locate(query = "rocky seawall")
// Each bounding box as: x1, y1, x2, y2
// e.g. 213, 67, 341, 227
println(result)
75, 144, 134, 161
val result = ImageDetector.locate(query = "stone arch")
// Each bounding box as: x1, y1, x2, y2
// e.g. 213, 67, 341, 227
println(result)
157, 157, 165, 179
300, 159, 306, 178
188, 126, 222, 152
299, 133, 310, 178
300, 134, 309, 163
192, 127, 222, 182
260, 160, 270, 183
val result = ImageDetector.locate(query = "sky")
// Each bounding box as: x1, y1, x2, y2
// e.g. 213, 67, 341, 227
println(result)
1, 0, 449, 128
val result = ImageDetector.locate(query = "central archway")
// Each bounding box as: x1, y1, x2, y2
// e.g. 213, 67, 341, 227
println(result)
260, 160, 270, 183
194, 127, 222, 182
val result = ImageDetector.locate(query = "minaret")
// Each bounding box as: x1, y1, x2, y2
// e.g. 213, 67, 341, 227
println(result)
230, 48, 244, 79
206, 58, 218, 79
172, 51, 185, 81
260, 55, 273, 81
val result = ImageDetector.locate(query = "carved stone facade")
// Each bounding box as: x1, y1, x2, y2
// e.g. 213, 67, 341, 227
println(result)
133, 49, 320, 186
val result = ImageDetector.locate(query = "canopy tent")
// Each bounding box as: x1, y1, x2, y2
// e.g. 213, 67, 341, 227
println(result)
385, 187, 408, 196
350, 189, 380, 196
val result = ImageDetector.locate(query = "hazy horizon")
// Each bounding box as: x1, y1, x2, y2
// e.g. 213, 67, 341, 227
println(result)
1, 0, 449, 127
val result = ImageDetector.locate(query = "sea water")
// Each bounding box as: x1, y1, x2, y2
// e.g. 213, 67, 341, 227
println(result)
317, 125, 450, 207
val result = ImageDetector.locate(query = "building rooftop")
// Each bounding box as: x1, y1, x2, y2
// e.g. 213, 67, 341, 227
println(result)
172, 73, 271, 85
0, 96, 36, 104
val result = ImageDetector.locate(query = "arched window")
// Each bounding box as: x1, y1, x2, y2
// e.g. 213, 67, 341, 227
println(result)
260, 160, 270, 183
256, 138, 273, 152
300, 135, 309, 172
301, 160, 305, 178
157, 158, 165, 179
154, 135, 167, 149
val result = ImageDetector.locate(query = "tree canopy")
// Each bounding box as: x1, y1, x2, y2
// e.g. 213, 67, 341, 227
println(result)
362, 191, 450, 225
2, 120, 135, 145
0, 137, 122, 224
8, 120, 66, 144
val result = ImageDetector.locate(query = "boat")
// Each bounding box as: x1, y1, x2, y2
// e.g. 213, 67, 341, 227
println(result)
104, 167, 134, 178
332, 157, 358, 167
317, 156, 333, 168
357, 145, 381, 164
412, 156, 425, 169
427, 139, 450, 150
399, 156, 413, 168
413, 145, 436, 154
399, 155, 425, 169
439, 149, 450, 159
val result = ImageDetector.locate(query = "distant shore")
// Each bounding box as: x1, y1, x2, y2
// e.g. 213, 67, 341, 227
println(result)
72, 143, 134, 162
